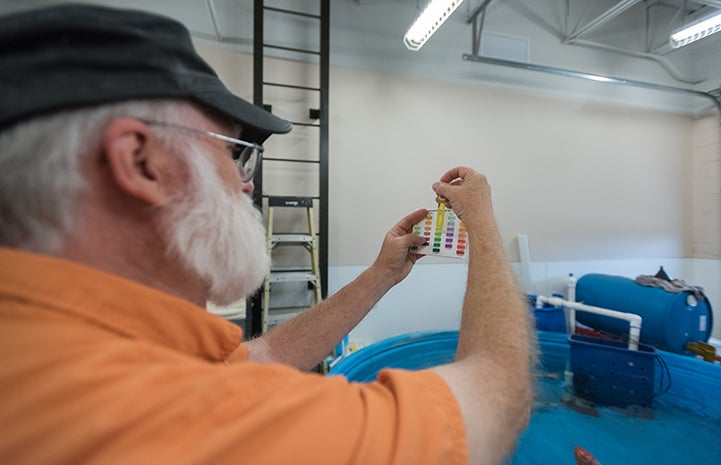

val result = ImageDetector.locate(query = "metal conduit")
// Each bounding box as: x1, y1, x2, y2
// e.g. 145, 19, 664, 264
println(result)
461, 53, 721, 115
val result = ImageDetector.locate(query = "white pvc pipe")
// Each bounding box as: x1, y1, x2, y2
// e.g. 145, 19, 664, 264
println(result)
517, 234, 532, 293
536, 295, 642, 351
565, 274, 577, 336
566, 274, 577, 302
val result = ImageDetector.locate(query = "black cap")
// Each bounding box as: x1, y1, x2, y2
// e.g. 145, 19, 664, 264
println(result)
0, 3, 292, 142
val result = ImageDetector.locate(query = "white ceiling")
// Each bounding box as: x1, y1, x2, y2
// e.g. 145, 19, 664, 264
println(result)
2, 0, 720, 113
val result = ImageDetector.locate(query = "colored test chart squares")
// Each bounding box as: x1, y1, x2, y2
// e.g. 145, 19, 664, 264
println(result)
411, 209, 467, 259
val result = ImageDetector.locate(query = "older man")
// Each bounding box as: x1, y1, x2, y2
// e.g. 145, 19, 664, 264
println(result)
0, 4, 533, 465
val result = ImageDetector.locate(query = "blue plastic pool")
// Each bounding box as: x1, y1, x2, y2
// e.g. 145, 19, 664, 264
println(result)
330, 331, 721, 464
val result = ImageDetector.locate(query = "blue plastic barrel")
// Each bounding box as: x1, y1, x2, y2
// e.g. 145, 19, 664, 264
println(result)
575, 274, 713, 354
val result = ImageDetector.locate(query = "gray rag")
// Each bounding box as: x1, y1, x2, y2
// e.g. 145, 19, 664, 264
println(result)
635, 275, 706, 301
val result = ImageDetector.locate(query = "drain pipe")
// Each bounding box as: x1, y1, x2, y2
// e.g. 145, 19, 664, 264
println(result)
536, 295, 643, 351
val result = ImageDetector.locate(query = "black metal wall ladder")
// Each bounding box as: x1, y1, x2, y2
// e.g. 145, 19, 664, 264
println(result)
248, 0, 330, 337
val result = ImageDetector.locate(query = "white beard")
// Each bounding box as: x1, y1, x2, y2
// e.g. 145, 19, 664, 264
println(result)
162, 144, 270, 306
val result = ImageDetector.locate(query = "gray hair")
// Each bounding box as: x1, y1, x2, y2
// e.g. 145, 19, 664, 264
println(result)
0, 99, 194, 253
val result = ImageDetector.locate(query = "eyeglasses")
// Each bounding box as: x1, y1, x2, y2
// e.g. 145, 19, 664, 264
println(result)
141, 120, 264, 182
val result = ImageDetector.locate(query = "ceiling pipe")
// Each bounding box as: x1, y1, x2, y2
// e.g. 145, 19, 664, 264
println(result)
569, 38, 704, 84
461, 53, 721, 114
564, 0, 643, 43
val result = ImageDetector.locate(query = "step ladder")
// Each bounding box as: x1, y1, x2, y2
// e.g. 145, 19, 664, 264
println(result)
262, 196, 323, 334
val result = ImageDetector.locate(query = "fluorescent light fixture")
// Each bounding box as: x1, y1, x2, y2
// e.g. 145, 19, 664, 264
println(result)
403, 0, 465, 51
669, 9, 721, 48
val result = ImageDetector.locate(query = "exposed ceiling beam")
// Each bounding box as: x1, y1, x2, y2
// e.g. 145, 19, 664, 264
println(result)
465, 0, 495, 23
205, 0, 223, 42
564, 0, 643, 43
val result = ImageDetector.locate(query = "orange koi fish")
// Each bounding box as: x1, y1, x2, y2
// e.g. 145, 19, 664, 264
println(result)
574, 446, 602, 465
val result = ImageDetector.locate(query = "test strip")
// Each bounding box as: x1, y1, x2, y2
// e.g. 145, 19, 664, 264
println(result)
436, 202, 446, 229
411, 207, 467, 259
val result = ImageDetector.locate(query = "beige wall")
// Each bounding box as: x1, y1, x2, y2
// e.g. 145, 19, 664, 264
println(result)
197, 42, 716, 268
198, 42, 721, 337
330, 67, 698, 265
692, 115, 721, 259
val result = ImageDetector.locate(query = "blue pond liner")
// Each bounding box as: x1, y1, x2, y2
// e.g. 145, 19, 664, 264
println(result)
330, 331, 459, 382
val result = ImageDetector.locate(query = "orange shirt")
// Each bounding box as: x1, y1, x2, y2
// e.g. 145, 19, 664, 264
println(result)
0, 248, 467, 465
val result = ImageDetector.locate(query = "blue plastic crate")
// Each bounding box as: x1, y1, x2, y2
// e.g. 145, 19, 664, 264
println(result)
533, 306, 566, 332
570, 334, 657, 408
528, 295, 566, 333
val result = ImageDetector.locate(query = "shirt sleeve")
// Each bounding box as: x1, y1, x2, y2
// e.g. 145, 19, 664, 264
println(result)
175, 364, 470, 465
349, 368, 469, 465
14, 336, 468, 465
224, 340, 248, 364
222, 344, 467, 464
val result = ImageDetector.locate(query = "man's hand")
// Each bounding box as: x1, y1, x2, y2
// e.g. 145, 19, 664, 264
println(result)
431, 166, 492, 230
371, 208, 428, 286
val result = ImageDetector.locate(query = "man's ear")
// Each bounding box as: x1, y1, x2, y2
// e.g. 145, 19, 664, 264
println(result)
102, 118, 169, 206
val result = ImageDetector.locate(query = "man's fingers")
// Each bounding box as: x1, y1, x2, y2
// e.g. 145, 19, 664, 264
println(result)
439, 166, 471, 184
395, 208, 428, 233
409, 233, 426, 246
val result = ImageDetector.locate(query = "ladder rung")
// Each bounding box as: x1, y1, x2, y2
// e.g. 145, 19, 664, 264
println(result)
264, 6, 321, 20
271, 232, 321, 238
264, 157, 320, 164
270, 266, 312, 272
271, 234, 313, 244
263, 195, 320, 201
263, 43, 320, 55
289, 122, 321, 127
269, 271, 318, 284
263, 82, 321, 92
268, 196, 313, 207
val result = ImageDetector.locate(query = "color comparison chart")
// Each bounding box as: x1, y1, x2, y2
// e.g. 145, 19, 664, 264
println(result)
411, 207, 468, 258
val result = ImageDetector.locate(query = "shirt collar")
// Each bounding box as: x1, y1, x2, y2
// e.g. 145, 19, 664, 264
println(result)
0, 247, 244, 362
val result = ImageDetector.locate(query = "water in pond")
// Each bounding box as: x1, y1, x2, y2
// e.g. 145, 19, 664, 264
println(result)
509, 374, 721, 464
329, 331, 721, 464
